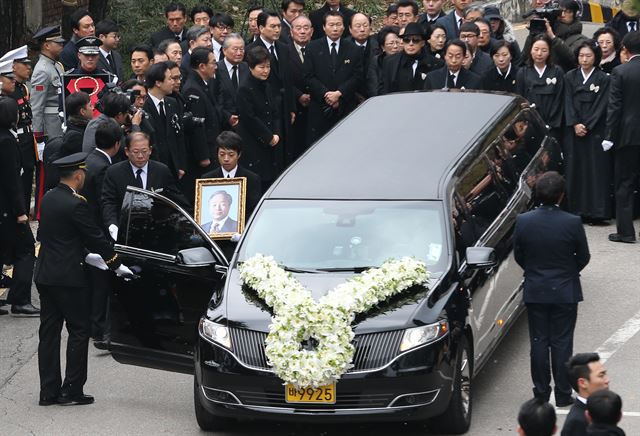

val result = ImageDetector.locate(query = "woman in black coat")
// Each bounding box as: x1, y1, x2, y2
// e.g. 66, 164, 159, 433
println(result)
482, 40, 519, 93
593, 27, 621, 74
0, 97, 38, 315
367, 26, 401, 97
237, 46, 282, 189
563, 40, 612, 223
516, 34, 565, 139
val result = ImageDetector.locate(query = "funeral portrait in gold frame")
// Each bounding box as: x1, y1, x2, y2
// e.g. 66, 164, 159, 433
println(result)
194, 178, 247, 240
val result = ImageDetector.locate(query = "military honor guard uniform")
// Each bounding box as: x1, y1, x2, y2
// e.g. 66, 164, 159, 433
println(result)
35, 153, 132, 406
0, 46, 37, 212
30, 26, 67, 217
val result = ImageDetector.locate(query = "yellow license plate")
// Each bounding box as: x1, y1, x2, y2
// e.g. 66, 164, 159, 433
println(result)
285, 383, 336, 404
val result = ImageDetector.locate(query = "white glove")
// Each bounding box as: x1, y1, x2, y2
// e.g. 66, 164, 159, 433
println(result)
601, 140, 614, 151
115, 264, 134, 277
37, 142, 45, 161
85, 253, 108, 270
109, 224, 118, 241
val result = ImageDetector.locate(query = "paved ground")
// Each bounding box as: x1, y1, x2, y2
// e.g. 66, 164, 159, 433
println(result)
1, 221, 639, 435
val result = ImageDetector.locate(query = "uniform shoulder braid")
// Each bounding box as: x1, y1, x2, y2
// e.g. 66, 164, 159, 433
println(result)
73, 192, 87, 202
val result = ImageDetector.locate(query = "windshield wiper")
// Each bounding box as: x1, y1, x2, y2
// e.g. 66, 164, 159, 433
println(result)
283, 266, 321, 273
315, 266, 376, 273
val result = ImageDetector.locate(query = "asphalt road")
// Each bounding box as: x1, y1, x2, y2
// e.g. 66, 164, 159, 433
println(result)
1, 221, 639, 436
1, 21, 637, 436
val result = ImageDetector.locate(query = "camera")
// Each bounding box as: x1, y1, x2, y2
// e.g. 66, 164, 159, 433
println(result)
523, 0, 561, 34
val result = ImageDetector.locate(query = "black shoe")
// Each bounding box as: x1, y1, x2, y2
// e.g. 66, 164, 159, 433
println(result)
57, 393, 94, 406
555, 396, 574, 407
39, 397, 61, 406
93, 339, 110, 351
608, 233, 636, 243
11, 303, 40, 316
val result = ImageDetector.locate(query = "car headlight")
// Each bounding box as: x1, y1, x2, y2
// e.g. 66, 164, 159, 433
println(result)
199, 318, 232, 349
399, 320, 448, 352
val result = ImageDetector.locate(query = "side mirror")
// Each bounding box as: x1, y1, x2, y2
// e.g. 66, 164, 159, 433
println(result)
177, 247, 216, 266
466, 247, 497, 269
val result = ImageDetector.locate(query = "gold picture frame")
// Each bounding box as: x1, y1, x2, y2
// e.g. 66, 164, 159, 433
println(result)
194, 177, 247, 240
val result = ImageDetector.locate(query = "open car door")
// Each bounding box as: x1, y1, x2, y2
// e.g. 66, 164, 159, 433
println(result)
109, 187, 229, 374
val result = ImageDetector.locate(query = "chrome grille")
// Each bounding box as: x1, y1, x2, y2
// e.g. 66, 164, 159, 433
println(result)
234, 389, 394, 409
228, 328, 403, 372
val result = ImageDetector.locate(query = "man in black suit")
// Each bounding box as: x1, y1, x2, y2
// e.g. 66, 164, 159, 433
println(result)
586, 390, 625, 436
309, 0, 356, 40
280, 0, 305, 44
562, 353, 610, 436
101, 132, 186, 236
435, 0, 469, 39
96, 19, 124, 83
183, 48, 221, 178
149, 2, 188, 48
288, 15, 313, 158
459, 22, 493, 76
418, 0, 446, 27
349, 12, 379, 100
606, 8, 639, 40
210, 14, 235, 62
60, 9, 95, 70
517, 398, 556, 436
180, 25, 213, 73
202, 131, 262, 217
603, 31, 640, 243
246, 6, 264, 45
143, 62, 187, 181
215, 34, 248, 129
396, 0, 420, 30
514, 172, 590, 407
35, 152, 132, 406
424, 39, 481, 90
381, 22, 442, 94
247, 11, 296, 163
304, 11, 363, 145
80, 120, 121, 347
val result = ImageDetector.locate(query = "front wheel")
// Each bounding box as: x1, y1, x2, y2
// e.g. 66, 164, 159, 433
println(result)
194, 377, 234, 432
429, 336, 473, 434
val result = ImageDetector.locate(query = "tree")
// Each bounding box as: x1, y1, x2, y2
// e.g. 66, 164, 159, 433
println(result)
0, 0, 26, 55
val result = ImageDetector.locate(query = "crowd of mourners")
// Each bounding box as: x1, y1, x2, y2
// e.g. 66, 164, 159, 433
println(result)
0, 0, 639, 428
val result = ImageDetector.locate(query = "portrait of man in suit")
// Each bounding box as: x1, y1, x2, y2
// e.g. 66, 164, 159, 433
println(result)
200, 189, 239, 234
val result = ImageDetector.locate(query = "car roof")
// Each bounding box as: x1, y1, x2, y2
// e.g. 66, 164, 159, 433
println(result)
268, 91, 519, 200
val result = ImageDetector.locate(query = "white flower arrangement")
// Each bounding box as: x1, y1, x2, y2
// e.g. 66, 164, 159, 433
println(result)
239, 254, 429, 388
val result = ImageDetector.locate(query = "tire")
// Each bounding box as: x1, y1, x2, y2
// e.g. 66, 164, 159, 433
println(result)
194, 377, 234, 432
429, 336, 473, 434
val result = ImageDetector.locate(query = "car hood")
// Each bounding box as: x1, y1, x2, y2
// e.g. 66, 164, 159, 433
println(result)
216, 268, 442, 334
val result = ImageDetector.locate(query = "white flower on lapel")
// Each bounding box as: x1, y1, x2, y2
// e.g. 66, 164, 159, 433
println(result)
435, 53, 441, 59
460, 86, 466, 90
421, 72, 427, 80
344, 59, 350, 64
589, 83, 600, 93
546, 77, 557, 85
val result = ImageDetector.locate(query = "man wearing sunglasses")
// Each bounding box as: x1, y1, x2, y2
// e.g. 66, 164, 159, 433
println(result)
380, 22, 443, 94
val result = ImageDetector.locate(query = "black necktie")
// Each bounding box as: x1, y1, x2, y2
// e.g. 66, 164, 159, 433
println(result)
175, 33, 181, 42
158, 101, 166, 123
330, 42, 338, 69
630, 21, 637, 32
269, 45, 278, 69
300, 47, 306, 62
449, 73, 456, 87
106, 53, 115, 70
135, 168, 143, 188
231, 65, 238, 90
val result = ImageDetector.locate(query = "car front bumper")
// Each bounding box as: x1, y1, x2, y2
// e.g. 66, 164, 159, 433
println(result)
194, 334, 455, 424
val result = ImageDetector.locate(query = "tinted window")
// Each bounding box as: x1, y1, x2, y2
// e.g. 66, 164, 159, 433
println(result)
238, 200, 448, 274
125, 193, 209, 255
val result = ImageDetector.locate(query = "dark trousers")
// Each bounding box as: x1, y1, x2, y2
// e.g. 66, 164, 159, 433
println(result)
89, 266, 111, 340
18, 133, 36, 213
613, 146, 640, 238
526, 303, 578, 402
5, 223, 35, 306
36, 284, 91, 399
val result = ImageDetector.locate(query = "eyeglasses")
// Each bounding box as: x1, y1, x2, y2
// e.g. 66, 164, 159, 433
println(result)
459, 33, 478, 40
129, 149, 150, 156
385, 39, 401, 46
215, 24, 232, 31
293, 25, 311, 31
402, 37, 422, 44
170, 75, 182, 81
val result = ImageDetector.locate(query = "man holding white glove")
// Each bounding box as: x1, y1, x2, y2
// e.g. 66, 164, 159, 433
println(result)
603, 31, 640, 243
35, 152, 133, 406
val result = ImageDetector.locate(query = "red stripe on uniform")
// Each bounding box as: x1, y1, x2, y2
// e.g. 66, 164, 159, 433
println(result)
34, 85, 45, 91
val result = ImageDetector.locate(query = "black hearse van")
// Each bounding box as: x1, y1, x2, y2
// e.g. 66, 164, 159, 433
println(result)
109, 92, 559, 434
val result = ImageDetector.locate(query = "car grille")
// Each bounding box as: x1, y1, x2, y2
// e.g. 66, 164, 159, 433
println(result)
234, 388, 395, 409
228, 328, 404, 373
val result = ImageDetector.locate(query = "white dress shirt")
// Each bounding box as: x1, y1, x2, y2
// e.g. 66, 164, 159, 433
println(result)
261, 36, 277, 59
326, 36, 341, 53
130, 162, 148, 189
212, 39, 223, 61
96, 147, 112, 164
222, 166, 238, 178
147, 92, 165, 116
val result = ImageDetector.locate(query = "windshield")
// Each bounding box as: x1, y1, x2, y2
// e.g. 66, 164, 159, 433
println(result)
237, 200, 448, 274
